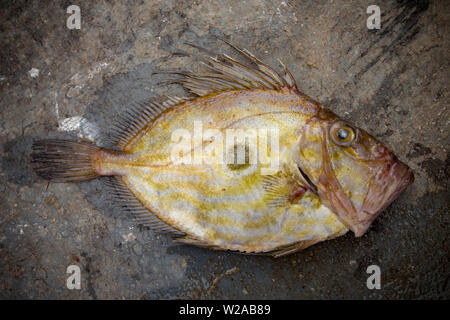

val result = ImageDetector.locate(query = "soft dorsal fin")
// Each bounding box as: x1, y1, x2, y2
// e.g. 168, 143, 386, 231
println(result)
157, 39, 298, 97
103, 177, 185, 237
108, 96, 187, 150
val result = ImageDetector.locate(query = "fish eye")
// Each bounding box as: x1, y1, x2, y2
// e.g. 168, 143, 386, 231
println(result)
337, 128, 349, 139
331, 123, 356, 146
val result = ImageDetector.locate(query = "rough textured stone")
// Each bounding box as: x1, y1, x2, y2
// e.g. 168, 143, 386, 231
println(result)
0, 0, 448, 299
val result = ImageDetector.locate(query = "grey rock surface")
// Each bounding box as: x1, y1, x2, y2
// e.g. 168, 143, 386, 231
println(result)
0, 0, 448, 299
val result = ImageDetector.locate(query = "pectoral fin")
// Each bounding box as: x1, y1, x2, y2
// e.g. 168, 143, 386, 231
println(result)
261, 172, 308, 208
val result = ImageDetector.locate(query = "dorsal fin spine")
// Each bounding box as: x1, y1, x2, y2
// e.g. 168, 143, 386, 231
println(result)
160, 40, 298, 97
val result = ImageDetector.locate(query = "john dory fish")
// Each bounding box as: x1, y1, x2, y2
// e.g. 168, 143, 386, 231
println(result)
32, 41, 414, 257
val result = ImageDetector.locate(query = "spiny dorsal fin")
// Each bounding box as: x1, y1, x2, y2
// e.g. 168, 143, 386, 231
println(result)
103, 177, 185, 237
108, 96, 187, 150
157, 39, 298, 97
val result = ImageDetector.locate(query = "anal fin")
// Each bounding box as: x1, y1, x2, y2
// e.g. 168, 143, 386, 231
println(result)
265, 240, 320, 258
174, 236, 213, 248
174, 236, 319, 258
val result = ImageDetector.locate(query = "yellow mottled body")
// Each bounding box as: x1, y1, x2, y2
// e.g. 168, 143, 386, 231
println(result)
100, 88, 348, 253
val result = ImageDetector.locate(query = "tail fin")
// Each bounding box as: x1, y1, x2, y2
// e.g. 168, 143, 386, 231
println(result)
31, 139, 101, 182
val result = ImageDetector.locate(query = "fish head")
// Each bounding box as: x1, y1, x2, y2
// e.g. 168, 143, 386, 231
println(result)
297, 108, 414, 237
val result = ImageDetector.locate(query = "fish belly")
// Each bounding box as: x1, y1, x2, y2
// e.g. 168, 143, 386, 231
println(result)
122, 166, 348, 252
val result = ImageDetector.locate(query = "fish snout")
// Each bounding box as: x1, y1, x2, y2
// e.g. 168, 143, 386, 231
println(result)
355, 159, 414, 236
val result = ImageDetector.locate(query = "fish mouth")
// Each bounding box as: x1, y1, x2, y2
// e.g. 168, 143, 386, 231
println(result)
353, 160, 414, 236
305, 155, 414, 237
